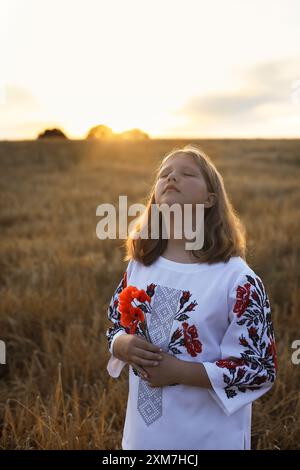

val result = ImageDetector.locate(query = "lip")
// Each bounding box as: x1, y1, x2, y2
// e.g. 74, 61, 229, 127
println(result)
164, 185, 180, 193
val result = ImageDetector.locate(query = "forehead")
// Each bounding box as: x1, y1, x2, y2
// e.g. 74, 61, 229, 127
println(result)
160, 153, 200, 170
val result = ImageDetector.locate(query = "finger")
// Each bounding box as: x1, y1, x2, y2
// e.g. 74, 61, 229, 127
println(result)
136, 338, 162, 353
134, 347, 163, 363
132, 354, 161, 368
131, 364, 148, 378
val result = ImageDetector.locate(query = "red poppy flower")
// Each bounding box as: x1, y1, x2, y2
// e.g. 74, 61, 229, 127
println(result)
118, 285, 151, 341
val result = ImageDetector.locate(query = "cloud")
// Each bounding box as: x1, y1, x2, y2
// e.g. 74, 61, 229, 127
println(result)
177, 57, 300, 121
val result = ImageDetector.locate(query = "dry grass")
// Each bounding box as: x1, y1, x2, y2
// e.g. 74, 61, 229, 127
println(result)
0, 138, 300, 449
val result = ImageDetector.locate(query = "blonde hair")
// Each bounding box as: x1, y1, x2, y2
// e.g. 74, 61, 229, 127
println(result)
123, 144, 247, 266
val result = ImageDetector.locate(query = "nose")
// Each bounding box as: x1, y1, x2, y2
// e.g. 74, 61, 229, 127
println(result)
167, 172, 177, 182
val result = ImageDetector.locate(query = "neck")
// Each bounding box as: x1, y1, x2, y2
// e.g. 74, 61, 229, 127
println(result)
160, 213, 199, 263
162, 237, 199, 264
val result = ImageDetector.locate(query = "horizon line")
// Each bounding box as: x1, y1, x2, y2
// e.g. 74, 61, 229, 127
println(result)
1, 136, 300, 142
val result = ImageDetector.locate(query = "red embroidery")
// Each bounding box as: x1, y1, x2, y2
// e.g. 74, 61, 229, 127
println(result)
216, 358, 246, 369
233, 282, 251, 318
182, 322, 203, 357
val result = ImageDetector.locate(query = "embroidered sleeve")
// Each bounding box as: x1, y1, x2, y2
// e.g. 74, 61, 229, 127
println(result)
105, 260, 133, 378
202, 271, 278, 416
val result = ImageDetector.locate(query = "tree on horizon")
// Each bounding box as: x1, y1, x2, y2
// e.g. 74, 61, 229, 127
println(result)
37, 128, 68, 139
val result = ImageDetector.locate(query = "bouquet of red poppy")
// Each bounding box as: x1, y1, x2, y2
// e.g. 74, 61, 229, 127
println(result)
118, 285, 152, 341
118, 285, 153, 376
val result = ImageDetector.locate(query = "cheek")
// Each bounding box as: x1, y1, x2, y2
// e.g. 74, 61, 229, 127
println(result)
183, 182, 207, 202
154, 182, 163, 200
196, 184, 207, 197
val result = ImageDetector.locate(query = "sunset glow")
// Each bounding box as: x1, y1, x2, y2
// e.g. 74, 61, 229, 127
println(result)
1, 0, 300, 139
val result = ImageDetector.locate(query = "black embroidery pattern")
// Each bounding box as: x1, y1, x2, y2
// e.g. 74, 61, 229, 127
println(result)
216, 275, 277, 399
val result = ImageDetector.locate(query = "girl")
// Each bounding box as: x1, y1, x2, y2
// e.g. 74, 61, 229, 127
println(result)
106, 144, 278, 450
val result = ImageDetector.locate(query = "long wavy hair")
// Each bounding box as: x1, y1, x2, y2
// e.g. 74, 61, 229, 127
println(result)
123, 144, 247, 266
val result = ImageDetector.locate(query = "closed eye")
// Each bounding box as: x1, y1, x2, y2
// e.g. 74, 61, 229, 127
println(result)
159, 172, 196, 178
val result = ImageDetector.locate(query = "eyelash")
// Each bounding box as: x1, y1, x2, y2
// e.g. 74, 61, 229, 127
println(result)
160, 173, 195, 178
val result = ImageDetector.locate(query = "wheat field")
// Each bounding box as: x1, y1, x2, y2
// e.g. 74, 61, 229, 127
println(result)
0, 138, 299, 449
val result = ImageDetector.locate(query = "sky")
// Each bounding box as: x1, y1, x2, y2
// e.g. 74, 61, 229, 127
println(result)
1, 0, 300, 139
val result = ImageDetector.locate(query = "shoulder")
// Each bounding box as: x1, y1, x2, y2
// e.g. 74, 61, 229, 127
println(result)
125, 257, 143, 278
224, 255, 250, 271
220, 256, 268, 300
211, 256, 255, 287
225, 257, 270, 313
222, 256, 257, 282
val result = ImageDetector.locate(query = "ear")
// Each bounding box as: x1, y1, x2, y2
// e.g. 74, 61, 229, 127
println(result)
204, 192, 216, 208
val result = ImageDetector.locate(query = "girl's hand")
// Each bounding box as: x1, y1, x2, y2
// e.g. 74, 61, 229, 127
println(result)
114, 334, 163, 377
141, 351, 181, 387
